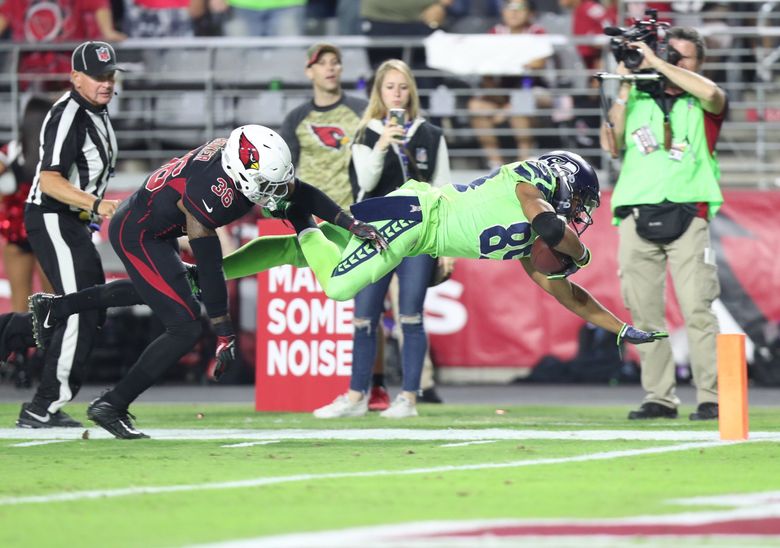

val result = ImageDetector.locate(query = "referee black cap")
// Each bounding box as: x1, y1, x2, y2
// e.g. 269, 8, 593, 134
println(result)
71, 41, 124, 77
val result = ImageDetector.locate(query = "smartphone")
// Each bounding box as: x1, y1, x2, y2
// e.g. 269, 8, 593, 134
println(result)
388, 108, 405, 126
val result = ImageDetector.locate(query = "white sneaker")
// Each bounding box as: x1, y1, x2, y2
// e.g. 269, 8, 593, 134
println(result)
313, 394, 368, 419
379, 395, 418, 419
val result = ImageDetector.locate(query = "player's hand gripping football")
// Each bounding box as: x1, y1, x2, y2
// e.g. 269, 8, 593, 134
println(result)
349, 220, 389, 253
547, 247, 591, 280
214, 335, 236, 380
618, 323, 669, 345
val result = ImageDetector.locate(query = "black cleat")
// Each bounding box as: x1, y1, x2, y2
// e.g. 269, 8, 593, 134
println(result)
689, 402, 719, 421
628, 402, 678, 420
16, 402, 83, 428
28, 293, 59, 350
87, 398, 149, 439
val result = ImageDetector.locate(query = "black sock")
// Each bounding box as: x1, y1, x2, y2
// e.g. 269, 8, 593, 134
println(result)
56, 279, 142, 321
372, 373, 385, 388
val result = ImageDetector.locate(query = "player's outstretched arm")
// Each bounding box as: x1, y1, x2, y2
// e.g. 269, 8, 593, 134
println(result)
521, 259, 667, 345
290, 180, 387, 251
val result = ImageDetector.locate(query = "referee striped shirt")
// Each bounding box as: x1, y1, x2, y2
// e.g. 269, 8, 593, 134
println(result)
26, 90, 117, 213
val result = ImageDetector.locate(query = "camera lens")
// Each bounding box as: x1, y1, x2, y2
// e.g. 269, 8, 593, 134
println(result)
624, 49, 644, 69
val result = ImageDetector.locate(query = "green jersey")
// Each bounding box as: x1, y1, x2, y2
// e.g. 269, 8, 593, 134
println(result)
401, 161, 557, 260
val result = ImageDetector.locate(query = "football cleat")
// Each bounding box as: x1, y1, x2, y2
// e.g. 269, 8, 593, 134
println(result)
87, 398, 149, 439
28, 293, 59, 350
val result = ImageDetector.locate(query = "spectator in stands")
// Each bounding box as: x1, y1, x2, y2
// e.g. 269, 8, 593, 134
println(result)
599, 27, 726, 421
279, 43, 367, 210
360, 0, 467, 70
467, 0, 550, 168
224, 0, 304, 36
557, 0, 614, 71
17, 41, 123, 430
304, 0, 361, 35
0, 97, 54, 313
312, 59, 451, 419
122, 0, 208, 37
0, 0, 126, 92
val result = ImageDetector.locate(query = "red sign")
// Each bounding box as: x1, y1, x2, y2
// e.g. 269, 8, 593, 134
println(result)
254, 219, 351, 411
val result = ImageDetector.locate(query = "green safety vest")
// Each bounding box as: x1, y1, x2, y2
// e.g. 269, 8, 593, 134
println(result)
611, 88, 723, 224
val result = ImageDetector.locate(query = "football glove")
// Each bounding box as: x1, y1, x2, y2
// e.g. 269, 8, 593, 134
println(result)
349, 220, 389, 252
183, 262, 201, 299
618, 323, 669, 345
214, 335, 236, 380
547, 247, 591, 280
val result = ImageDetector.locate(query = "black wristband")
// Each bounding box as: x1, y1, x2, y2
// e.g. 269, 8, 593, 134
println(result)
92, 198, 102, 214
213, 319, 234, 338
334, 210, 354, 231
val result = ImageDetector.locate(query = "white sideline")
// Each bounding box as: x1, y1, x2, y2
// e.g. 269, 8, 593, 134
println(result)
2, 427, 780, 442
0, 440, 735, 506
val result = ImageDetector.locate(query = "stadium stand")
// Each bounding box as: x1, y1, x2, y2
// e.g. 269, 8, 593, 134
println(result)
0, 3, 777, 188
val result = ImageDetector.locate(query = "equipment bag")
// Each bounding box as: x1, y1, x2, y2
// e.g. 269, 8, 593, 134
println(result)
632, 202, 698, 244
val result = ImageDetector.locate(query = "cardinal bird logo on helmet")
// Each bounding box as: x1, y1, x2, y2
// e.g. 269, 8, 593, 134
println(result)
238, 132, 260, 170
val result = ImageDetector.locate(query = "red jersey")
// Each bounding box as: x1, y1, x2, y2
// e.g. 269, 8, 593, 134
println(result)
572, 0, 615, 69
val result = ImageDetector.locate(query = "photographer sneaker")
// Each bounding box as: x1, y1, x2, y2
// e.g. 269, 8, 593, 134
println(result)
313, 394, 368, 419
380, 395, 418, 419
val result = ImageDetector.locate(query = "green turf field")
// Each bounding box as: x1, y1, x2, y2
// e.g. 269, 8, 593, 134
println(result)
1, 403, 779, 547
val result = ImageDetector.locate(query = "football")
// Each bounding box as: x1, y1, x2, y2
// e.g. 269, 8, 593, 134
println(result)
530, 238, 572, 275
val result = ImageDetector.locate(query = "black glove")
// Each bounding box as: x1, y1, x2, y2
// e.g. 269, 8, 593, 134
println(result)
618, 323, 669, 345
349, 219, 389, 252
183, 262, 201, 299
547, 247, 591, 280
214, 335, 236, 380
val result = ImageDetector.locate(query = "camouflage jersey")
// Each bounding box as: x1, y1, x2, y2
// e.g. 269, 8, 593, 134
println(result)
396, 160, 557, 260
279, 94, 367, 208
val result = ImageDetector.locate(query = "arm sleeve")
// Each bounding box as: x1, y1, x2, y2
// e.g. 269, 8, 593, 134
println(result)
350, 142, 386, 193
289, 180, 347, 225
430, 135, 451, 189
189, 235, 228, 319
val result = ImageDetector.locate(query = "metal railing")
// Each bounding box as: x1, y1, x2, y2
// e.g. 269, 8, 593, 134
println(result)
0, 25, 778, 188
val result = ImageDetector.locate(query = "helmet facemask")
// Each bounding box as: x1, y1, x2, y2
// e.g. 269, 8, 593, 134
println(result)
549, 164, 600, 236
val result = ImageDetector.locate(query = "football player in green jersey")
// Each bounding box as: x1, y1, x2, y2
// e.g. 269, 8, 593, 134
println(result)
224, 150, 667, 347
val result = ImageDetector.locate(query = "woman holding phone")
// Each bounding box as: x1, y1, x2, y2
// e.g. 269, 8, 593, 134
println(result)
313, 59, 451, 419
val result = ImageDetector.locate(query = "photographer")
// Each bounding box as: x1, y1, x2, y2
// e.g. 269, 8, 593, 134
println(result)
600, 27, 726, 421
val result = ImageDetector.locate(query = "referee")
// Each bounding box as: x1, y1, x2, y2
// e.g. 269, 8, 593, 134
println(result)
16, 41, 122, 429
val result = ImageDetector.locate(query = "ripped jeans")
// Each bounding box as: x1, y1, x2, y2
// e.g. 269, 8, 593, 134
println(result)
349, 254, 436, 394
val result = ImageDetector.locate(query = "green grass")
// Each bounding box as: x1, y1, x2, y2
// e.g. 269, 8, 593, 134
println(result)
1, 402, 779, 547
